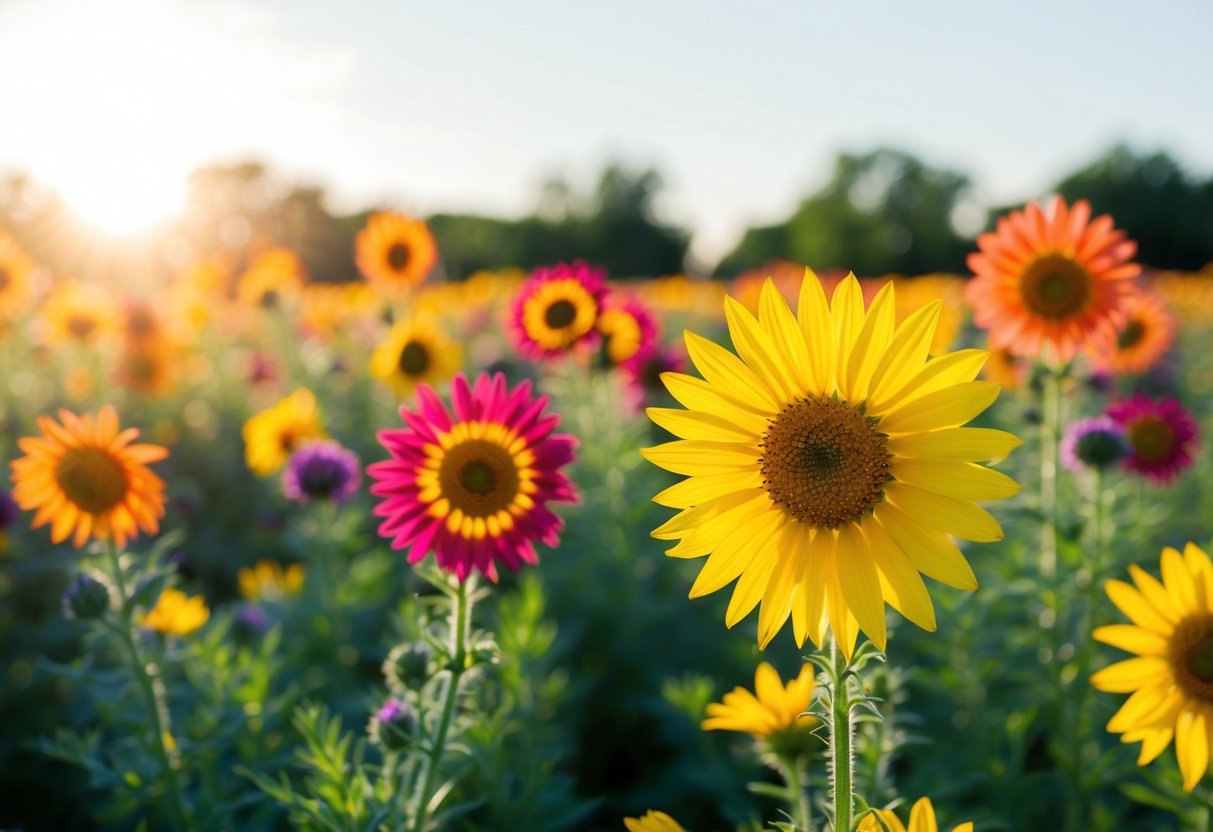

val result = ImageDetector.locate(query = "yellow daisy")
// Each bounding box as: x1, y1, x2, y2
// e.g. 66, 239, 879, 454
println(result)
623, 810, 685, 832
642, 271, 1021, 657
858, 797, 972, 832
238, 560, 305, 601
140, 588, 209, 636
369, 317, 463, 399
242, 389, 326, 477
702, 661, 816, 739
355, 211, 438, 297
1091, 542, 1213, 791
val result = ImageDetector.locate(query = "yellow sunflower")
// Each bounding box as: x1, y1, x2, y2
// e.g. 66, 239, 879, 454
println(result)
1088, 289, 1175, 375
1091, 542, 1213, 791
242, 389, 326, 477
702, 661, 816, 740
237, 559, 305, 600
643, 271, 1021, 657
116, 338, 178, 397
623, 811, 685, 832
355, 211, 438, 297
236, 248, 306, 309
858, 797, 972, 832
140, 588, 209, 636
369, 317, 463, 399
41, 281, 120, 346
0, 230, 36, 319
10, 405, 169, 548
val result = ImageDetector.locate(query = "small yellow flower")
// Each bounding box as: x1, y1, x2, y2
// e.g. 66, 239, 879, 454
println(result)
238, 560, 305, 601
369, 317, 463, 399
141, 588, 209, 636
242, 389, 326, 477
858, 797, 972, 832
702, 661, 816, 740
623, 810, 685, 832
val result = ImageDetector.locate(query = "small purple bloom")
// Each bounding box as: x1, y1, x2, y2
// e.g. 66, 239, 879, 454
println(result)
1061, 416, 1128, 475
369, 696, 416, 751
0, 489, 18, 531
235, 603, 270, 637
283, 441, 361, 504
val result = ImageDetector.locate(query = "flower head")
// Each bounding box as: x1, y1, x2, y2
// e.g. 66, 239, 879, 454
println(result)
597, 294, 658, 370
141, 588, 209, 636
62, 570, 115, 620
237, 560, 305, 601
283, 441, 361, 504
1091, 543, 1213, 791
623, 811, 685, 832
0, 231, 35, 320
10, 406, 168, 548
509, 261, 607, 360
643, 271, 1021, 657
369, 317, 463, 399
41, 281, 119, 346
1061, 416, 1128, 475
858, 797, 972, 832
243, 389, 326, 477
965, 196, 1139, 363
702, 662, 816, 750
236, 248, 305, 309
1107, 395, 1199, 484
356, 211, 438, 297
368, 696, 417, 752
1088, 289, 1175, 375
369, 372, 578, 582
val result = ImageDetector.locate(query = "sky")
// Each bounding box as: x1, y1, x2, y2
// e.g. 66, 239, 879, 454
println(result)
1, 0, 1211, 263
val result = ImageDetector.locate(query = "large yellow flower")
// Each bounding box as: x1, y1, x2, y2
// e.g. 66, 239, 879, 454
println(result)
643, 271, 1020, 657
141, 588, 209, 636
623, 811, 685, 832
1091, 542, 1213, 792
369, 317, 463, 399
242, 389, 326, 477
858, 797, 972, 832
10, 406, 168, 548
702, 661, 816, 739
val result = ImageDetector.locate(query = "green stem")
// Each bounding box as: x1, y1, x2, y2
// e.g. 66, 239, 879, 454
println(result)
316, 500, 344, 649
1039, 366, 1062, 579
830, 639, 854, 832
412, 578, 472, 832
776, 753, 811, 831
104, 542, 190, 830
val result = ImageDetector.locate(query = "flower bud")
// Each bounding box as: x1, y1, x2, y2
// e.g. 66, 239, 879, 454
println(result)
368, 697, 416, 752
62, 571, 114, 621
384, 641, 432, 690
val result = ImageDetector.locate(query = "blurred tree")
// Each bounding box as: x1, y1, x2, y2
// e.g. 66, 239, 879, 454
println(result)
1052, 145, 1213, 270
716, 148, 975, 277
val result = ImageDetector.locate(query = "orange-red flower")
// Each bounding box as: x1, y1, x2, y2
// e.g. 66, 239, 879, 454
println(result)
965, 197, 1139, 363
1088, 288, 1175, 375
10, 406, 168, 548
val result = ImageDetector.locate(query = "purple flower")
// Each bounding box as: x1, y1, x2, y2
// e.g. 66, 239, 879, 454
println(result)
368, 696, 416, 751
1061, 416, 1128, 475
0, 489, 17, 531
283, 441, 361, 504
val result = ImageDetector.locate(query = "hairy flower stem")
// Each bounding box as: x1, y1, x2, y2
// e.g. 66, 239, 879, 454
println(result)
775, 753, 811, 831
1039, 365, 1063, 579
103, 542, 190, 830
829, 638, 854, 832
412, 577, 472, 832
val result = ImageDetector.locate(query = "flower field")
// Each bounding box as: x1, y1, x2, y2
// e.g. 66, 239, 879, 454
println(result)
2, 201, 1213, 832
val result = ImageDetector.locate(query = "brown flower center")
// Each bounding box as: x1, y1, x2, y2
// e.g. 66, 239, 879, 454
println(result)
544, 299, 577, 329
438, 438, 520, 517
0, 266, 10, 291
1020, 254, 1092, 320
398, 340, 429, 376
1170, 615, 1213, 702
1126, 416, 1175, 462
387, 242, 410, 271
127, 308, 157, 338
1117, 319, 1145, 350
56, 448, 128, 514
67, 314, 98, 340
759, 395, 890, 528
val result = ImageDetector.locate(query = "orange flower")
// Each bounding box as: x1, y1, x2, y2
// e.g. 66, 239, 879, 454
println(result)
236, 248, 306, 308
965, 197, 1139, 363
10, 406, 169, 548
355, 211, 438, 297
41, 281, 120, 346
1088, 288, 1175, 375
0, 230, 36, 320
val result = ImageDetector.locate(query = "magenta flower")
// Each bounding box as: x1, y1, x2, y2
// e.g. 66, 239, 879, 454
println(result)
509, 261, 607, 361
283, 441, 362, 504
368, 373, 578, 582
1107, 394, 1199, 484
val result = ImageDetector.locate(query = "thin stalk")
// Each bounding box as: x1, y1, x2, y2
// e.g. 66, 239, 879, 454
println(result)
830, 639, 854, 832
775, 753, 811, 831
1039, 366, 1062, 579
412, 578, 472, 832
104, 542, 190, 830
315, 500, 344, 648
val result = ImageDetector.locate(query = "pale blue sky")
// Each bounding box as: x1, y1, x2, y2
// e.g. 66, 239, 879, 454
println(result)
1, 0, 1211, 260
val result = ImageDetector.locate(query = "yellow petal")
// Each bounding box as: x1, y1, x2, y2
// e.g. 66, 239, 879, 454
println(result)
869, 349, 989, 415
725, 294, 797, 401
885, 481, 1004, 542
690, 510, 783, 598
685, 330, 779, 409
640, 440, 759, 477
873, 503, 978, 590
725, 544, 780, 629
1092, 624, 1168, 656
646, 407, 757, 442
908, 797, 937, 832
1090, 657, 1171, 693
796, 269, 833, 392
654, 470, 765, 509
1105, 578, 1173, 635
844, 281, 895, 401
868, 300, 941, 406
892, 459, 1021, 501
652, 489, 767, 540
757, 524, 803, 647
878, 381, 1001, 435
758, 278, 812, 397
1176, 709, 1209, 791
835, 522, 887, 651
864, 517, 936, 632
887, 428, 1022, 463
660, 372, 770, 433
830, 275, 865, 396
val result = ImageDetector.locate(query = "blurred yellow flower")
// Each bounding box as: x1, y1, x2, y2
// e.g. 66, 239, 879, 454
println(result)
236, 248, 306, 309
355, 211, 438, 298
370, 317, 463, 399
116, 338, 178, 397
141, 588, 209, 636
1091, 542, 1213, 792
623, 810, 685, 832
242, 389, 326, 477
858, 797, 972, 832
0, 230, 36, 320
238, 560, 305, 601
41, 281, 119, 346
702, 662, 816, 740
